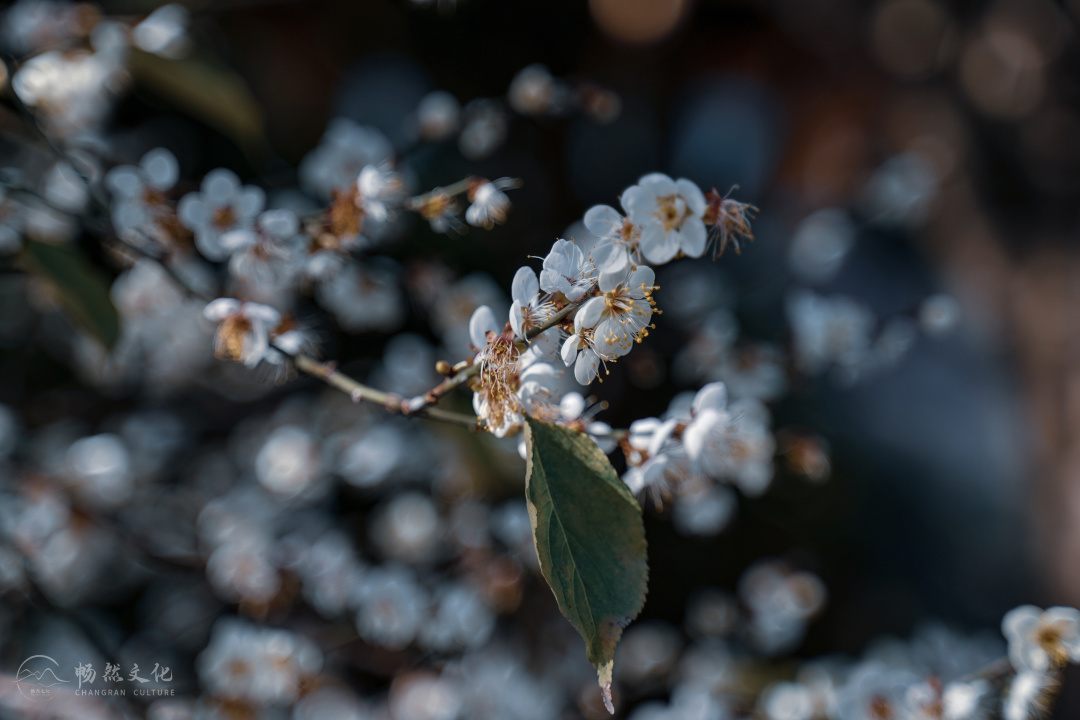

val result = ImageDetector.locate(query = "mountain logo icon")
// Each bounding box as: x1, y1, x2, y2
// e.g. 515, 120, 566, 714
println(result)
15, 655, 69, 701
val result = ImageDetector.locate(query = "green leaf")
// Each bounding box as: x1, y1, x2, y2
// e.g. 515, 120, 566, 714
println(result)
21, 240, 121, 350
129, 49, 267, 156
524, 416, 648, 714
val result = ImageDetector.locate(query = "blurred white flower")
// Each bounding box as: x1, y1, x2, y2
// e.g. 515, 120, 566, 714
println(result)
682, 382, 775, 497
685, 588, 739, 639
420, 583, 496, 652
371, 492, 443, 565
1004, 670, 1056, 720
390, 671, 462, 720
787, 289, 875, 379
835, 662, 918, 720
132, 4, 190, 59
353, 563, 428, 650
178, 169, 265, 261
12, 49, 125, 137
465, 178, 516, 228
203, 298, 282, 368
65, 433, 133, 509
416, 90, 461, 141
356, 164, 405, 223
740, 560, 827, 656
509, 64, 557, 116
458, 99, 507, 160
760, 681, 815, 720
616, 621, 682, 685
672, 484, 737, 536
1003, 605, 1080, 672
198, 618, 322, 704
255, 425, 324, 501
788, 208, 855, 284
300, 119, 393, 200
919, 294, 961, 336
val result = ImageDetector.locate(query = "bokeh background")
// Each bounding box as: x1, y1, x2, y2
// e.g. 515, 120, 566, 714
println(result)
3, 0, 1080, 717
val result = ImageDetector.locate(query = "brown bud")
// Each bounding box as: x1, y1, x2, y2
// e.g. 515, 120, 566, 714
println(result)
435, 360, 453, 376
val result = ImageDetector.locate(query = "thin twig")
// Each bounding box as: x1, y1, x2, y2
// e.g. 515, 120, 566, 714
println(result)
293, 354, 480, 428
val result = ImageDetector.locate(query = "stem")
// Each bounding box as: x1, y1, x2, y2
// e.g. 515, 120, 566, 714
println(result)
293, 354, 481, 429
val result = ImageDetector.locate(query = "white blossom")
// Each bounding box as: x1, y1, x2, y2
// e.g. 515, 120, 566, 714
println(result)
132, 3, 190, 59
300, 119, 394, 200
574, 263, 656, 367
178, 169, 265, 261
416, 90, 461, 141
622, 173, 708, 265
353, 563, 428, 650
539, 238, 596, 301
682, 382, 775, 497
466, 178, 516, 228
1003, 605, 1080, 672
583, 203, 641, 284
202, 298, 281, 368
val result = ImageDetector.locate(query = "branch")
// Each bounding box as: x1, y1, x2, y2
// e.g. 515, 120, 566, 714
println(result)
4, 76, 482, 431
293, 354, 481, 429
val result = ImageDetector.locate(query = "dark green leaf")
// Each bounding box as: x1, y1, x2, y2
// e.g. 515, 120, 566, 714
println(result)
22, 240, 120, 350
129, 49, 267, 156
524, 416, 648, 714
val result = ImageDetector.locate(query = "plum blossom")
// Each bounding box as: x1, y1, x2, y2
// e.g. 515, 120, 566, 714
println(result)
132, 3, 190, 59
1003, 605, 1080, 672
469, 305, 522, 437
178, 169, 265, 261
219, 208, 301, 292
509, 266, 558, 358
583, 203, 642, 284
416, 90, 461, 141
681, 382, 776, 497
1004, 671, 1057, 720
356, 164, 405, 223
622, 173, 708, 265
465, 178, 517, 228
202, 299, 282, 368
299, 119, 393, 200
572, 265, 657, 364
105, 148, 182, 250
539, 238, 596, 302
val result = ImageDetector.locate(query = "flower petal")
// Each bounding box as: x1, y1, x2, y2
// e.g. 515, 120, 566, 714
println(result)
584, 205, 622, 238
469, 305, 498, 349
575, 296, 605, 331
640, 223, 679, 265
203, 297, 240, 321
142, 148, 179, 191
693, 382, 728, 414
679, 217, 707, 258
511, 265, 539, 307
573, 348, 600, 385
676, 178, 707, 216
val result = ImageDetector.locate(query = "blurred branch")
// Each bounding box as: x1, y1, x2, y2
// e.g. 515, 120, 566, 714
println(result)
3, 64, 483, 430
